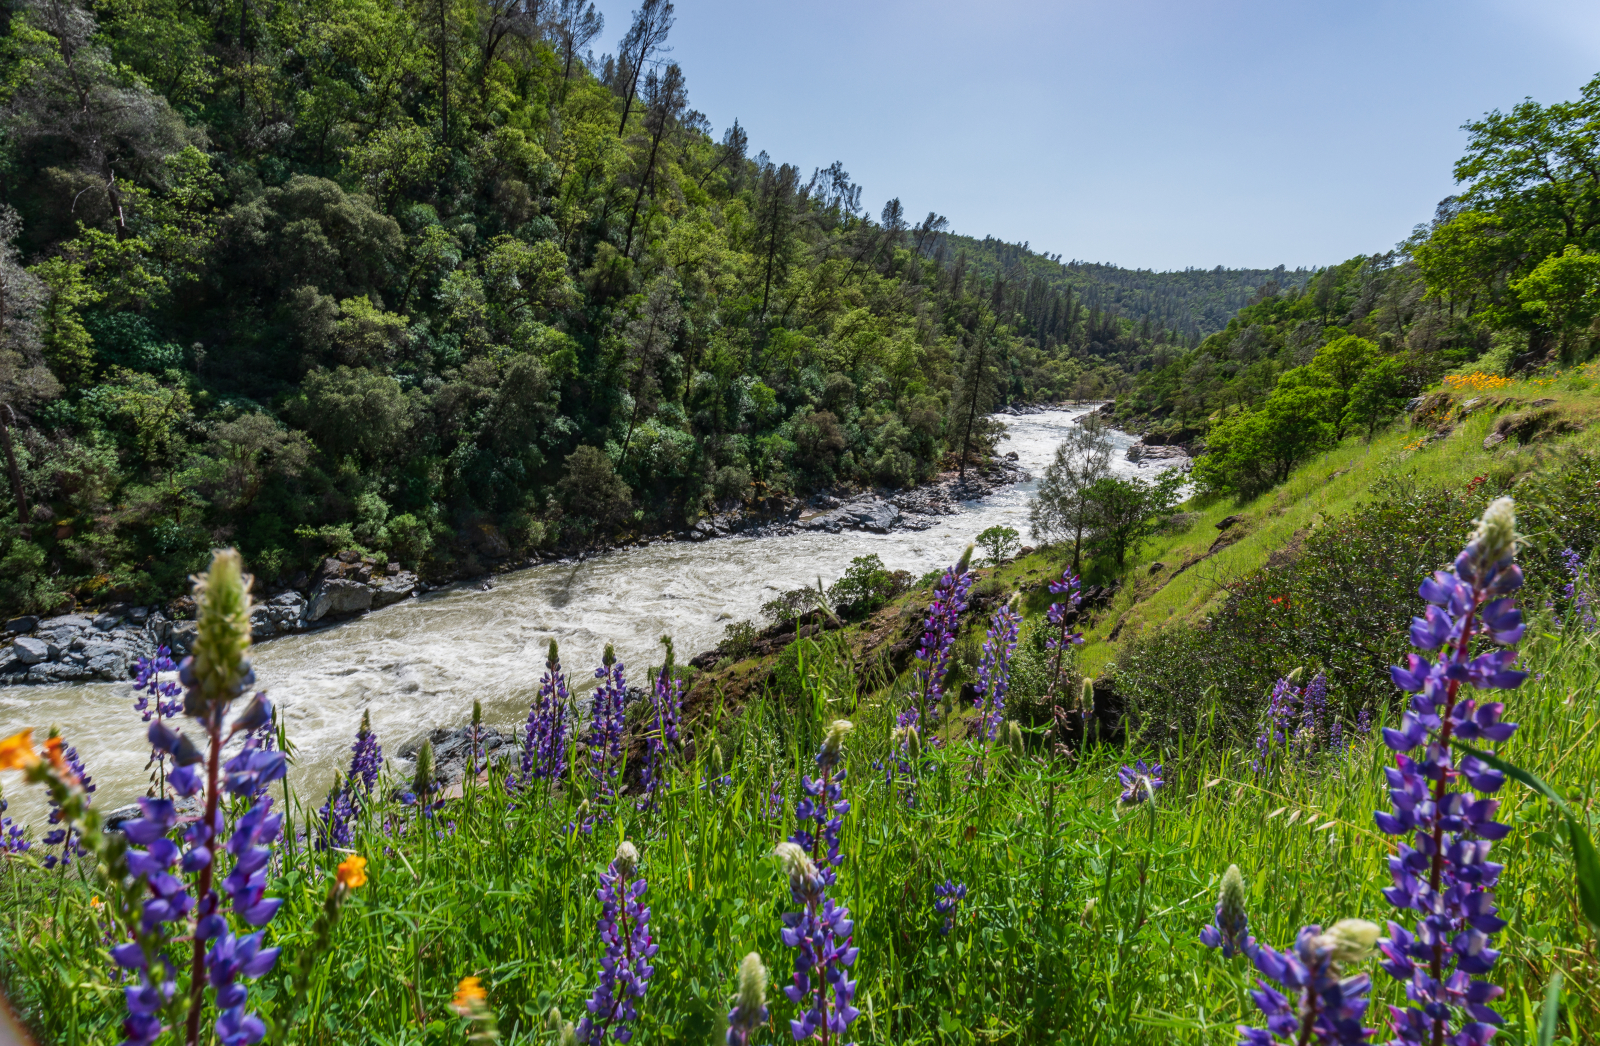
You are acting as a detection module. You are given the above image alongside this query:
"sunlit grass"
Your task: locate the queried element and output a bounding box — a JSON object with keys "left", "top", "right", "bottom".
{"left": 2, "top": 620, "right": 1596, "bottom": 1044}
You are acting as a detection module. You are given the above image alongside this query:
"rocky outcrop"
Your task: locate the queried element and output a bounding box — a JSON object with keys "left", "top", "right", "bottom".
{"left": 798, "top": 495, "right": 901, "bottom": 534}
{"left": 1, "top": 607, "right": 162, "bottom": 685}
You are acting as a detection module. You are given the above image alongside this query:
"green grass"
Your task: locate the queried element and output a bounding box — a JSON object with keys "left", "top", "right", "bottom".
{"left": 1075, "top": 365, "right": 1600, "bottom": 677}
{"left": 2, "top": 617, "right": 1597, "bottom": 1044}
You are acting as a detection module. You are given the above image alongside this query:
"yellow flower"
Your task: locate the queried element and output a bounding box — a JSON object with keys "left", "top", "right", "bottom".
{"left": 451, "top": 976, "right": 487, "bottom": 1014}
{"left": 0, "top": 730, "right": 39, "bottom": 771}
{"left": 90, "top": 896, "right": 103, "bottom": 910}
{"left": 336, "top": 854, "right": 368, "bottom": 889}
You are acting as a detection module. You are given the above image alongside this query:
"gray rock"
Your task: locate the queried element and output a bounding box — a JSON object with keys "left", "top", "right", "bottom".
{"left": 12, "top": 636, "right": 49, "bottom": 664}
{"left": 88, "top": 652, "right": 128, "bottom": 680}
{"left": 93, "top": 612, "right": 124, "bottom": 630}
{"left": 269, "top": 592, "right": 304, "bottom": 608}
{"left": 5, "top": 615, "right": 38, "bottom": 634}
{"left": 371, "top": 573, "right": 418, "bottom": 609}
{"left": 128, "top": 606, "right": 150, "bottom": 624}
{"left": 168, "top": 621, "right": 198, "bottom": 654}
{"left": 39, "top": 614, "right": 92, "bottom": 632}
{"left": 305, "top": 578, "right": 374, "bottom": 621}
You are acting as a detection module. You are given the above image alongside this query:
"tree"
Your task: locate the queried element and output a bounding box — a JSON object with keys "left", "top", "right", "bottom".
{"left": 753, "top": 161, "right": 802, "bottom": 319}
{"left": 618, "top": 272, "right": 682, "bottom": 460}
{"left": 4, "top": 0, "right": 188, "bottom": 240}
{"left": 612, "top": 0, "right": 674, "bottom": 134}
{"left": 975, "top": 525, "right": 1019, "bottom": 566}
{"left": 1343, "top": 358, "right": 1408, "bottom": 443}
{"left": 558, "top": 445, "right": 631, "bottom": 539}
{"left": 1308, "top": 335, "right": 1376, "bottom": 439}
{"left": 622, "top": 62, "right": 686, "bottom": 260}
{"left": 1511, "top": 246, "right": 1600, "bottom": 364}
{"left": 552, "top": 0, "right": 604, "bottom": 96}
{"left": 1083, "top": 469, "right": 1184, "bottom": 570}
{"left": 1028, "top": 414, "right": 1113, "bottom": 575}
{"left": 293, "top": 366, "right": 415, "bottom": 464}
{"left": 952, "top": 313, "right": 999, "bottom": 479}
{"left": 200, "top": 413, "right": 313, "bottom": 511}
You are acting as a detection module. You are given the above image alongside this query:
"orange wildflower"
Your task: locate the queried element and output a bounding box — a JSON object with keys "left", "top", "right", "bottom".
{"left": 336, "top": 853, "right": 368, "bottom": 889}
{"left": 451, "top": 976, "right": 487, "bottom": 1014}
{"left": 0, "top": 730, "right": 39, "bottom": 771}
{"left": 43, "top": 736, "right": 78, "bottom": 784}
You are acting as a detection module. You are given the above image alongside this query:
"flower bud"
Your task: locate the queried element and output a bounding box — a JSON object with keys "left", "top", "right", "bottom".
{"left": 1471, "top": 496, "right": 1518, "bottom": 566}
{"left": 1080, "top": 676, "right": 1094, "bottom": 712}
{"left": 1316, "top": 918, "right": 1380, "bottom": 965}
{"left": 190, "top": 549, "right": 255, "bottom": 711}
{"left": 1006, "top": 720, "right": 1025, "bottom": 760}
{"left": 1219, "top": 864, "right": 1246, "bottom": 926}
{"left": 955, "top": 543, "right": 974, "bottom": 576}
{"left": 547, "top": 639, "right": 559, "bottom": 669}
{"left": 412, "top": 740, "right": 434, "bottom": 797}
{"left": 602, "top": 642, "right": 616, "bottom": 667}
{"left": 819, "top": 719, "right": 854, "bottom": 768}
{"left": 771, "top": 841, "right": 817, "bottom": 884}
{"left": 736, "top": 952, "right": 767, "bottom": 1016}
{"left": 613, "top": 840, "right": 639, "bottom": 879}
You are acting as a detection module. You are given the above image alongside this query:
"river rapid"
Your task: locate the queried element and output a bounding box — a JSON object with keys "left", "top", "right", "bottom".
{"left": 1, "top": 407, "right": 1166, "bottom": 824}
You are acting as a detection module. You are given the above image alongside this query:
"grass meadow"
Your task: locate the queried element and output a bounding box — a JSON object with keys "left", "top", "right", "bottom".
{"left": 2, "top": 615, "right": 1596, "bottom": 1044}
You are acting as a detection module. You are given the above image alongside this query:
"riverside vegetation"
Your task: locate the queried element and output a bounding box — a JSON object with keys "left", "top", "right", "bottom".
{"left": 1, "top": 467, "right": 1598, "bottom": 1045}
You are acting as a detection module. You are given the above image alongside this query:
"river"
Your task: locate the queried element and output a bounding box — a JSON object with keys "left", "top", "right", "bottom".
{"left": 0, "top": 407, "right": 1167, "bottom": 823}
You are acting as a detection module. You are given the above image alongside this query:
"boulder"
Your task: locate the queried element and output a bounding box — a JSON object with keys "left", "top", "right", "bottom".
{"left": 167, "top": 621, "right": 199, "bottom": 654}
{"left": 305, "top": 578, "right": 374, "bottom": 621}
{"left": 88, "top": 652, "right": 128, "bottom": 680}
{"left": 5, "top": 615, "right": 38, "bottom": 635}
{"left": 40, "top": 613, "right": 92, "bottom": 632}
{"left": 93, "top": 612, "right": 124, "bottom": 631}
{"left": 12, "top": 636, "right": 49, "bottom": 664}
{"left": 371, "top": 573, "right": 419, "bottom": 609}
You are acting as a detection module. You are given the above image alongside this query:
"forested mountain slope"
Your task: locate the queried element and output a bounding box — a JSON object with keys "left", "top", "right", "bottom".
{"left": 0, "top": 0, "right": 1277, "bottom": 614}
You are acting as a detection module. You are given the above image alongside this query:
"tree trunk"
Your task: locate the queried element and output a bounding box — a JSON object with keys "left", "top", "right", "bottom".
{"left": 957, "top": 322, "right": 993, "bottom": 480}
{"left": 0, "top": 406, "right": 29, "bottom": 534}
{"left": 623, "top": 130, "right": 665, "bottom": 259}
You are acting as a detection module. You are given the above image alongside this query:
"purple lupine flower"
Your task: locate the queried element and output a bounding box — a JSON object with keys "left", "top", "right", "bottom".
{"left": 314, "top": 777, "right": 355, "bottom": 851}
{"left": 1239, "top": 921, "right": 1378, "bottom": 1044}
{"left": 726, "top": 952, "right": 769, "bottom": 1046}
{"left": 349, "top": 709, "right": 382, "bottom": 795}
{"left": 640, "top": 657, "right": 682, "bottom": 800}
{"left": 1254, "top": 675, "right": 1301, "bottom": 773}
{"left": 788, "top": 721, "right": 852, "bottom": 879}
{"left": 1042, "top": 569, "right": 1088, "bottom": 756}
{"left": 1375, "top": 497, "right": 1524, "bottom": 1046}
{"left": 134, "top": 647, "right": 184, "bottom": 792}
{"left": 575, "top": 841, "right": 658, "bottom": 1044}
{"left": 1296, "top": 672, "right": 1328, "bottom": 755}
{"left": 974, "top": 605, "right": 1021, "bottom": 741}
{"left": 41, "top": 737, "right": 93, "bottom": 868}
{"left": 764, "top": 775, "right": 785, "bottom": 820}
{"left": 524, "top": 640, "right": 571, "bottom": 783}
{"left": 900, "top": 560, "right": 974, "bottom": 740}
{"left": 1117, "top": 760, "right": 1163, "bottom": 804}
{"left": 1356, "top": 706, "right": 1372, "bottom": 737}
{"left": 110, "top": 796, "right": 192, "bottom": 1043}
{"left": 1553, "top": 546, "right": 1596, "bottom": 631}
{"left": 772, "top": 842, "right": 859, "bottom": 1043}
{"left": 583, "top": 648, "right": 628, "bottom": 831}
{"left": 1199, "top": 864, "right": 1252, "bottom": 959}
{"left": 0, "top": 789, "right": 28, "bottom": 854}
{"left": 933, "top": 880, "right": 967, "bottom": 935}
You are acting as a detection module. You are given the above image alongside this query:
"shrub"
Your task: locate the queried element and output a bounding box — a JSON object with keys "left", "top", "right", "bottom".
{"left": 721, "top": 619, "right": 757, "bottom": 659}
{"left": 975, "top": 525, "right": 1020, "bottom": 565}
{"left": 826, "top": 555, "right": 909, "bottom": 620}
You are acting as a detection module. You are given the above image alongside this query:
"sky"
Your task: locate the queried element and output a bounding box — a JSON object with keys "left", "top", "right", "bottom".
{"left": 582, "top": 0, "right": 1600, "bottom": 272}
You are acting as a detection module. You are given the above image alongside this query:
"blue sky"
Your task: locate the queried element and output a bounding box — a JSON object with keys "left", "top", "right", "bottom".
{"left": 584, "top": 0, "right": 1600, "bottom": 271}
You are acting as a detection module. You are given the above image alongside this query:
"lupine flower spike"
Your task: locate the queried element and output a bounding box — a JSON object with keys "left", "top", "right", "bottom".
{"left": 576, "top": 841, "right": 658, "bottom": 1044}
{"left": 974, "top": 605, "right": 1020, "bottom": 741}
{"left": 933, "top": 880, "right": 967, "bottom": 936}
{"left": 726, "top": 952, "right": 769, "bottom": 1046}
{"left": 901, "top": 553, "right": 973, "bottom": 740}
{"left": 525, "top": 640, "right": 570, "bottom": 783}
{"left": 1376, "top": 497, "right": 1525, "bottom": 1046}
{"left": 773, "top": 842, "right": 860, "bottom": 1043}
{"left": 1042, "top": 569, "right": 1086, "bottom": 756}
{"left": 583, "top": 645, "right": 628, "bottom": 830}
{"left": 1117, "top": 760, "right": 1164, "bottom": 805}
{"left": 1239, "top": 919, "right": 1379, "bottom": 1044}
{"left": 790, "top": 720, "right": 853, "bottom": 879}
{"left": 1200, "top": 864, "right": 1253, "bottom": 958}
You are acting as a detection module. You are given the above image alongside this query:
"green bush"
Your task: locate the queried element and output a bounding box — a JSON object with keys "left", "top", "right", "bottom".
{"left": 826, "top": 554, "right": 909, "bottom": 620}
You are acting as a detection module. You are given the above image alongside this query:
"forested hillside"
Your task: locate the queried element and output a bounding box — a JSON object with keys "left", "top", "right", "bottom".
{"left": 0, "top": 0, "right": 1284, "bottom": 614}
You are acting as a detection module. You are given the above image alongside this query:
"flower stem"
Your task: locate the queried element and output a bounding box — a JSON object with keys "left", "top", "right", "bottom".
{"left": 184, "top": 722, "right": 224, "bottom": 1046}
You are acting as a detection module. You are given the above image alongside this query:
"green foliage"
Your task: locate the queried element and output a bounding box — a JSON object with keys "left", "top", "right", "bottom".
{"left": 975, "top": 524, "right": 1021, "bottom": 565}
{"left": 825, "top": 554, "right": 909, "bottom": 620}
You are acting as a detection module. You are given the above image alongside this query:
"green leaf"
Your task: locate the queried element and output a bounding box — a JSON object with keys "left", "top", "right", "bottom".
{"left": 1454, "top": 741, "right": 1599, "bottom": 930}
{"left": 1537, "top": 970, "right": 1562, "bottom": 1046}
{"left": 1563, "top": 813, "right": 1600, "bottom": 929}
